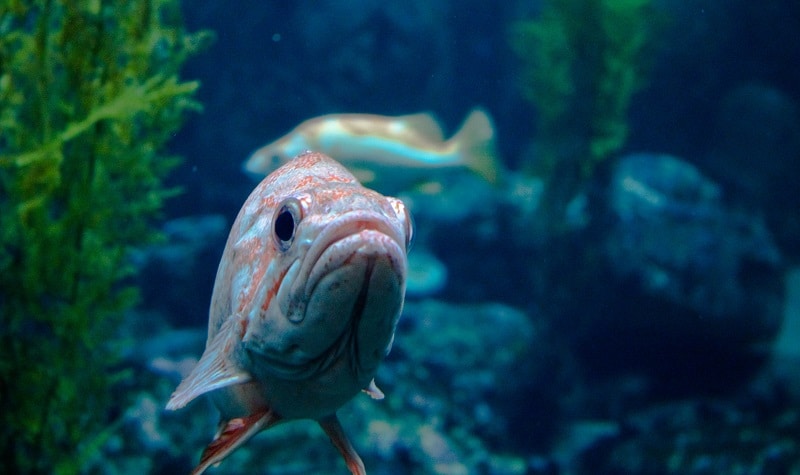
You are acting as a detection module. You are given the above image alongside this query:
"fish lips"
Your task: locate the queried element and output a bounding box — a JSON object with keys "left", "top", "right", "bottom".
{"left": 298, "top": 210, "right": 407, "bottom": 303}
{"left": 300, "top": 214, "right": 407, "bottom": 375}
{"left": 245, "top": 212, "right": 407, "bottom": 382}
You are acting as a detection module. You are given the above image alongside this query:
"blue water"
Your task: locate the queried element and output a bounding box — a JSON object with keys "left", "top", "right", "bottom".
{"left": 6, "top": 1, "right": 800, "bottom": 474}
{"left": 136, "top": 1, "right": 800, "bottom": 473}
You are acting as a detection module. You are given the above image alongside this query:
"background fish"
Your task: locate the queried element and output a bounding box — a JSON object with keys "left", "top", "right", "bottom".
{"left": 166, "top": 152, "right": 413, "bottom": 475}
{"left": 244, "top": 108, "right": 502, "bottom": 194}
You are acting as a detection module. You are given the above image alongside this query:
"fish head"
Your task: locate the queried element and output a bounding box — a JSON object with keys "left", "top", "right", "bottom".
{"left": 225, "top": 152, "right": 412, "bottom": 395}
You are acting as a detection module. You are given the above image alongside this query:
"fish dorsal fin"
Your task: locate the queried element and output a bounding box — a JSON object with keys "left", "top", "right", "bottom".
{"left": 396, "top": 112, "right": 444, "bottom": 142}
{"left": 166, "top": 316, "right": 252, "bottom": 410}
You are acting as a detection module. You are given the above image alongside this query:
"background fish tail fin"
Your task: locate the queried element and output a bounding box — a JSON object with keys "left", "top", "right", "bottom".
{"left": 450, "top": 108, "right": 502, "bottom": 184}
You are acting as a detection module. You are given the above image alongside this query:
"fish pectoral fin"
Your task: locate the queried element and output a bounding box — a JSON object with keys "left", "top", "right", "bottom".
{"left": 319, "top": 414, "right": 366, "bottom": 475}
{"left": 166, "top": 317, "right": 252, "bottom": 410}
{"left": 191, "top": 409, "right": 281, "bottom": 475}
{"left": 362, "top": 379, "right": 385, "bottom": 400}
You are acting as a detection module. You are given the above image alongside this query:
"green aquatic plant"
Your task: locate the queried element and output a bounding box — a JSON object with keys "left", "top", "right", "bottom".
{"left": 0, "top": 0, "right": 209, "bottom": 472}
{"left": 510, "top": 0, "right": 656, "bottom": 226}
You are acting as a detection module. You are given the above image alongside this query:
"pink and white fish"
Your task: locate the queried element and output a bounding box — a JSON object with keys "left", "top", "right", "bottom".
{"left": 166, "top": 152, "right": 413, "bottom": 474}
{"left": 244, "top": 108, "right": 501, "bottom": 194}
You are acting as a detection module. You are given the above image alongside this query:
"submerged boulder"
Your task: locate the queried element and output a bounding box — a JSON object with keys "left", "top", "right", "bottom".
{"left": 606, "top": 153, "right": 782, "bottom": 320}
{"left": 581, "top": 153, "right": 785, "bottom": 391}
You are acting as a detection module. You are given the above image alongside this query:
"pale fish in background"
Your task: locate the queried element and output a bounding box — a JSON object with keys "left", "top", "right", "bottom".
{"left": 244, "top": 108, "right": 502, "bottom": 194}
{"left": 167, "top": 152, "right": 413, "bottom": 475}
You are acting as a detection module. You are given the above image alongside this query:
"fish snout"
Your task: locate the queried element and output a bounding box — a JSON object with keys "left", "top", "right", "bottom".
{"left": 303, "top": 211, "right": 407, "bottom": 297}
{"left": 301, "top": 216, "right": 407, "bottom": 374}
{"left": 315, "top": 232, "right": 405, "bottom": 369}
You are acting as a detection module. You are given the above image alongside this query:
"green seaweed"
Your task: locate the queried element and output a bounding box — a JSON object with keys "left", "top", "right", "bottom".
{"left": 0, "top": 1, "right": 209, "bottom": 472}
{"left": 510, "top": 0, "right": 657, "bottom": 229}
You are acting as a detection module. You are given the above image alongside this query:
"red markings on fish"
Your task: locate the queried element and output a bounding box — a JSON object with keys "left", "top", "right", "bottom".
{"left": 167, "top": 152, "right": 412, "bottom": 474}
{"left": 261, "top": 267, "right": 288, "bottom": 313}
{"left": 325, "top": 171, "right": 354, "bottom": 183}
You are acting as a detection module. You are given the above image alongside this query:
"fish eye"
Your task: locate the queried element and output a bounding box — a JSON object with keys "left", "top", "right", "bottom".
{"left": 273, "top": 198, "right": 303, "bottom": 251}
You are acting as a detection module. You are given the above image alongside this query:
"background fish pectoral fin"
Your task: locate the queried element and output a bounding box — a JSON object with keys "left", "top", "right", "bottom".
{"left": 351, "top": 168, "right": 376, "bottom": 184}
{"left": 166, "top": 317, "right": 252, "bottom": 410}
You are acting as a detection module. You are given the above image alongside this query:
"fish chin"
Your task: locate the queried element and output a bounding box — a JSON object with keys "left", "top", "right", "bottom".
{"left": 246, "top": 231, "right": 404, "bottom": 384}
{"left": 349, "top": 251, "right": 405, "bottom": 373}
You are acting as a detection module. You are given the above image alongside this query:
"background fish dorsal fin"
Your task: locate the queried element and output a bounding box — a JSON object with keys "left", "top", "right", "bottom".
{"left": 396, "top": 112, "right": 444, "bottom": 142}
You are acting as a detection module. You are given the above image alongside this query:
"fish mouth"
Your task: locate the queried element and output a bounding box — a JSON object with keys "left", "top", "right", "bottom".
{"left": 301, "top": 211, "right": 406, "bottom": 299}
{"left": 301, "top": 210, "right": 406, "bottom": 372}
{"left": 304, "top": 229, "right": 405, "bottom": 378}
{"left": 252, "top": 211, "right": 406, "bottom": 381}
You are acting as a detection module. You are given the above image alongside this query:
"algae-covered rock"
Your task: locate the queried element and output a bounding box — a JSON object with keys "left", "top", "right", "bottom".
{"left": 580, "top": 152, "right": 785, "bottom": 391}
{"left": 606, "top": 153, "right": 782, "bottom": 325}
{"left": 113, "top": 300, "right": 541, "bottom": 474}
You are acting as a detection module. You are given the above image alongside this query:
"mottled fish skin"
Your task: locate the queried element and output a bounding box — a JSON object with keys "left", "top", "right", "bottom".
{"left": 167, "top": 152, "right": 412, "bottom": 474}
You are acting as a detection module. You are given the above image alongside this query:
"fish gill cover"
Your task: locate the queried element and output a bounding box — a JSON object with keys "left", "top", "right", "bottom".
{"left": 0, "top": 0, "right": 210, "bottom": 472}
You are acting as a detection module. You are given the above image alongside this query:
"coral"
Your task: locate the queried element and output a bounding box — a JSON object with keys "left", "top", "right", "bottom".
{"left": 580, "top": 397, "right": 800, "bottom": 474}
{"left": 108, "top": 300, "right": 540, "bottom": 474}
{"left": 0, "top": 0, "right": 208, "bottom": 472}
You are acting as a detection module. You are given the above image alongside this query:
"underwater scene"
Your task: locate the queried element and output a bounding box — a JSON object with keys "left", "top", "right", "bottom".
{"left": 2, "top": 0, "right": 800, "bottom": 474}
